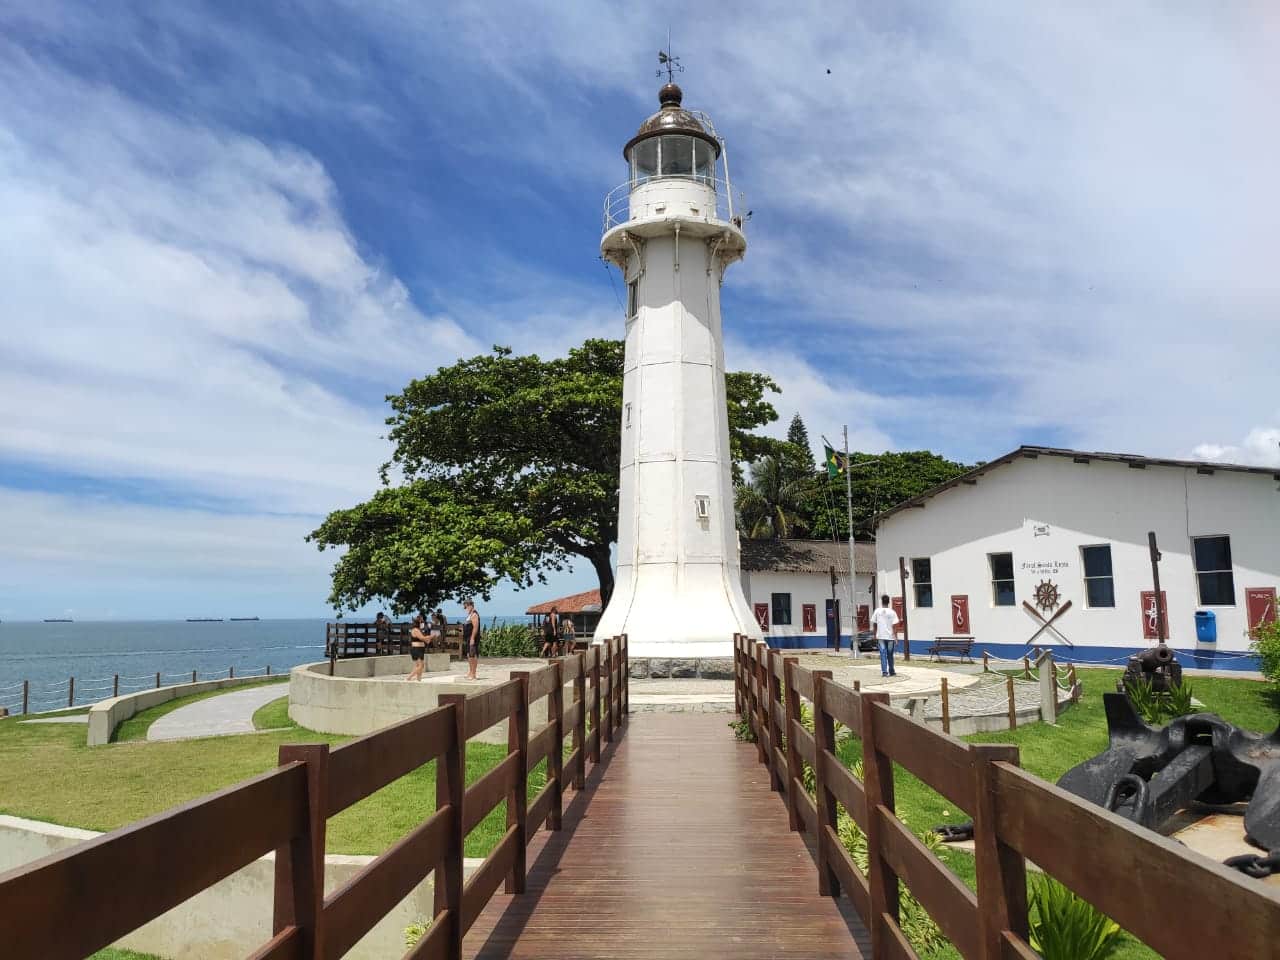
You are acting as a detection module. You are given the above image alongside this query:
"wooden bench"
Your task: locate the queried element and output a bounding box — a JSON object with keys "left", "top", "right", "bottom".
{"left": 928, "top": 635, "right": 975, "bottom": 663}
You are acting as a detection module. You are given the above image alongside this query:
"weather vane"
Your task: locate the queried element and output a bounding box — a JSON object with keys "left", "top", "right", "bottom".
{"left": 657, "top": 31, "right": 683, "bottom": 83}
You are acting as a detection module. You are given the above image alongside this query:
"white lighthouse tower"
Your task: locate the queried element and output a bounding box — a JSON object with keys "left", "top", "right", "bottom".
{"left": 593, "top": 72, "right": 762, "bottom": 659}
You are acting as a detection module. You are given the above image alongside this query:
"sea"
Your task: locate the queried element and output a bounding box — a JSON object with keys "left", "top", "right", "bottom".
{"left": 0, "top": 616, "right": 530, "bottom": 715}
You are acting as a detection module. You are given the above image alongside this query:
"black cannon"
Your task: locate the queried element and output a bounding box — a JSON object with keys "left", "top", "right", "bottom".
{"left": 1118, "top": 642, "right": 1182, "bottom": 694}
{"left": 1057, "top": 693, "right": 1280, "bottom": 852}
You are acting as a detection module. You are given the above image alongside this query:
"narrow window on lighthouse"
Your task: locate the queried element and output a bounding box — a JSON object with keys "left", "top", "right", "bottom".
{"left": 626, "top": 280, "right": 638, "bottom": 318}
{"left": 624, "top": 402, "right": 632, "bottom": 429}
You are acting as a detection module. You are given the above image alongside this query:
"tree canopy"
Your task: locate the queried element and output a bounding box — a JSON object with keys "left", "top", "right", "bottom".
{"left": 308, "top": 338, "right": 781, "bottom": 614}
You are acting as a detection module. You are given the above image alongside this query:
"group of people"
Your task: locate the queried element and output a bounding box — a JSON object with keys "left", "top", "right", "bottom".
{"left": 375, "top": 601, "right": 483, "bottom": 683}
{"left": 539, "top": 606, "right": 577, "bottom": 658}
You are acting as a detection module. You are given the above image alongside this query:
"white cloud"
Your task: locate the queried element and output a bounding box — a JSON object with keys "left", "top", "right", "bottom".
{"left": 1193, "top": 423, "right": 1280, "bottom": 468}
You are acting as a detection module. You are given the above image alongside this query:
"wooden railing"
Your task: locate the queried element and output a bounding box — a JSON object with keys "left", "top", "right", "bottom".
{"left": 733, "top": 635, "right": 1280, "bottom": 960}
{"left": 0, "top": 636, "right": 630, "bottom": 960}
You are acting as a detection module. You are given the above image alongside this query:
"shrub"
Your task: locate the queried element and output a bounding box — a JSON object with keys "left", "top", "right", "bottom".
{"left": 404, "top": 916, "right": 431, "bottom": 947}
{"left": 1123, "top": 675, "right": 1195, "bottom": 725}
{"left": 1028, "top": 875, "right": 1122, "bottom": 960}
{"left": 481, "top": 622, "right": 540, "bottom": 658}
{"left": 1252, "top": 619, "right": 1280, "bottom": 687}
{"left": 728, "top": 715, "right": 756, "bottom": 743}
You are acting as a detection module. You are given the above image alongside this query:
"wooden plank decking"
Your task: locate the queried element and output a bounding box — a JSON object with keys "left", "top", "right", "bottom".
{"left": 465, "top": 712, "right": 870, "bottom": 958}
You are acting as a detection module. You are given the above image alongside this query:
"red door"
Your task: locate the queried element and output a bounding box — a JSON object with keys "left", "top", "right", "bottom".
{"left": 951, "top": 595, "right": 970, "bottom": 634}
{"left": 1140, "top": 591, "right": 1169, "bottom": 640}
{"left": 891, "top": 596, "right": 905, "bottom": 635}
{"left": 802, "top": 603, "right": 817, "bottom": 633}
{"left": 753, "top": 603, "right": 770, "bottom": 631}
{"left": 1247, "top": 587, "right": 1277, "bottom": 635}
{"left": 856, "top": 605, "right": 870, "bottom": 632}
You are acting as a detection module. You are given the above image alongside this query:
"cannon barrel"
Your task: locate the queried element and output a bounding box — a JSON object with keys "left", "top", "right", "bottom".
{"left": 1137, "top": 643, "right": 1174, "bottom": 669}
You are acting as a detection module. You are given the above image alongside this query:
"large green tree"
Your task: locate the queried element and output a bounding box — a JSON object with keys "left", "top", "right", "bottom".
{"left": 803, "top": 450, "right": 971, "bottom": 540}
{"left": 309, "top": 338, "right": 781, "bottom": 614}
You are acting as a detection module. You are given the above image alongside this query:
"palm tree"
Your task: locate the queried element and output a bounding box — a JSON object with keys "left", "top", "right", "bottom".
{"left": 736, "top": 454, "right": 811, "bottom": 539}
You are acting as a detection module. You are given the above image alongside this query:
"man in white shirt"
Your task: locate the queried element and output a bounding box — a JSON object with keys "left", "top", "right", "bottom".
{"left": 869, "top": 594, "right": 899, "bottom": 678}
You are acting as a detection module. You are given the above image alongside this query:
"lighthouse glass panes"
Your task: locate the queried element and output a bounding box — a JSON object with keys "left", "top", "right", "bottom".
{"left": 630, "top": 136, "right": 717, "bottom": 187}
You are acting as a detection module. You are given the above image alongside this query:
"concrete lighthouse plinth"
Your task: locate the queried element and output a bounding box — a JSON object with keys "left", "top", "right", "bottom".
{"left": 593, "top": 82, "right": 761, "bottom": 659}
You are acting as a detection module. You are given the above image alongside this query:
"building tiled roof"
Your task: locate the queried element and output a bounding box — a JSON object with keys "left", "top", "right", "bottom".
{"left": 739, "top": 539, "right": 876, "bottom": 575}
{"left": 525, "top": 589, "right": 604, "bottom": 616}
{"left": 875, "top": 444, "right": 1280, "bottom": 524}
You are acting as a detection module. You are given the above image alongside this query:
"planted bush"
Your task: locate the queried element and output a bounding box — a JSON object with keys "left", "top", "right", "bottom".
{"left": 1028, "top": 875, "right": 1122, "bottom": 960}
{"left": 481, "top": 622, "right": 541, "bottom": 658}
{"left": 1252, "top": 619, "right": 1280, "bottom": 688}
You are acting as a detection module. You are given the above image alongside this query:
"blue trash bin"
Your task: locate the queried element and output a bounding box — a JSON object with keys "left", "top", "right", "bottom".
{"left": 1195, "top": 610, "right": 1216, "bottom": 642}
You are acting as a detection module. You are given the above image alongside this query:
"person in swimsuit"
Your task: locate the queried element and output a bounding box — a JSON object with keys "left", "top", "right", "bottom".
{"left": 560, "top": 615, "right": 576, "bottom": 656}
{"left": 430, "top": 610, "right": 445, "bottom": 651}
{"left": 463, "top": 600, "right": 481, "bottom": 680}
{"left": 540, "top": 606, "right": 560, "bottom": 658}
{"left": 407, "top": 614, "right": 430, "bottom": 681}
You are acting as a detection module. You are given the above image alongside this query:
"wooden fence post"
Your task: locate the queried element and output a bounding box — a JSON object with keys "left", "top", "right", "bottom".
{"left": 1006, "top": 675, "right": 1017, "bottom": 730}
{"left": 573, "top": 652, "right": 587, "bottom": 789}
{"left": 811, "top": 670, "right": 839, "bottom": 897}
{"left": 1022, "top": 656, "right": 1031, "bottom": 680}
{"left": 860, "top": 691, "right": 899, "bottom": 957}
{"left": 267, "top": 664, "right": 272, "bottom": 677}
{"left": 506, "top": 673, "right": 530, "bottom": 893}
{"left": 737, "top": 634, "right": 747, "bottom": 716}
{"left": 940, "top": 676, "right": 950, "bottom": 734}
{"left": 68, "top": 676, "right": 74, "bottom": 708}
{"left": 983, "top": 650, "right": 990, "bottom": 673}
{"left": 766, "top": 648, "right": 785, "bottom": 793}
{"left": 550, "top": 659, "right": 564, "bottom": 830}
{"left": 22, "top": 680, "right": 29, "bottom": 715}
{"left": 783, "top": 657, "right": 802, "bottom": 832}
{"left": 602, "top": 640, "right": 615, "bottom": 745}
{"left": 621, "top": 633, "right": 629, "bottom": 716}
{"left": 972, "top": 744, "right": 1028, "bottom": 960}
{"left": 435, "top": 694, "right": 466, "bottom": 960}
{"left": 752, "top": 643, "right": 769, "bottom": 765}
{"left": 589, "top": 646, "right": 602, "bottom": 764}
{"left": 273, "top": 742, "right": 329, "bottom": 960}
{"left": 155, "top": 672, "right": 161, "bottom": 689}
{"left": 611, "top": 637, "right": 622, "bottom": 730}
{"left": 1039, "top": 651, "right": 1057, "bottom": 724}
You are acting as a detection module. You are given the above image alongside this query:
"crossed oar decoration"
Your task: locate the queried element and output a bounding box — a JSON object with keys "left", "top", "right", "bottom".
{"left": 1023, "top": 599, "right": 1074, "bottom": 647}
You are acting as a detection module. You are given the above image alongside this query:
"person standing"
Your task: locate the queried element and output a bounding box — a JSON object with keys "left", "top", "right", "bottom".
{"left": 560, "top": 615, "right": 576, "bottom": 656}
{"left": 870, "top": 594, "right": 899, "bottom": 678}
{"left": 406, "top": 614, "right": 430, "bottom": 681}
{"left": 462, "top": 600, "right": 481, "bottom": 680}
{"left": 540, "top": 606, "right": 560, "bottom": 659}
{"left": 429, "top": 609, "right": 445, "bottom": 651}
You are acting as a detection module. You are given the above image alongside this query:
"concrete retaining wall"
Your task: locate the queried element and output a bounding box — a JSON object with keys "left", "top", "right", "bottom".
{"left": 289, "top": 658, "right": 547, "bottom": 745}
{"left": 87, "top": 675, "right": 288, "bottom": 746}
{"left": 0, "top": 814, "right": 480, "bottom": 959}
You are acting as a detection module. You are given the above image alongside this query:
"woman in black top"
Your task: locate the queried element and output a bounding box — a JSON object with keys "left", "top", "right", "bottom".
{"left": 540, "top": 606, "right": 560, "bottom": 658}
{"left": 463, "top": 600, "right": 481, "bottom": 680}
{"left": 406, "top": 614, "right": 430, "bottom": 681}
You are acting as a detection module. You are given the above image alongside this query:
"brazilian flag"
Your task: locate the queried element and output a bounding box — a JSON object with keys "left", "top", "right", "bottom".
{"left": 824, "top": 444, "right": 846, "bottom": 479}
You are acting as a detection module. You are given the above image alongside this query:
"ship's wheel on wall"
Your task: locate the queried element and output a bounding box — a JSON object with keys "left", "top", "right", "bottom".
{"left": 1034, "top": 579, "right": 1061, "bottom": 613}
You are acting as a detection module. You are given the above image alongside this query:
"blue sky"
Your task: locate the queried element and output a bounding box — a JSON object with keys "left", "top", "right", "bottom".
{"left": 1, "top": 2, "right": 1276, "bottom": 620}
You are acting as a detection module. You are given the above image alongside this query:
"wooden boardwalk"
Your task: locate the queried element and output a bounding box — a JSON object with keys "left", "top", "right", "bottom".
{"left": 465, "top": 712, "right": 870, "bottom": 959}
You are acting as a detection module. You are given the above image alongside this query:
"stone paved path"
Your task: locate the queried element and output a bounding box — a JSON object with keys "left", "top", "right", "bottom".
{"left": 147, "top": 683, "right": 289, "bottom": 741}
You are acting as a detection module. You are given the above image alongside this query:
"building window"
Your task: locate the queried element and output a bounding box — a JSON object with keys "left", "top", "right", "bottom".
{"left": 1081, "top": 545, "right": 1115, "bottom": 608}
{"left": 990, "top": 552, "right": 1015, "bottom": 606}
{"left": 626, "top": 280, "right": 638, "bottom": 318}
{"left": 624, "top": 402, "right": 632, "bottom": 429}
{"left": 911, "top": 558, "right": 933, "bottom": 608}
{"left": 771, "top": 592, "right": 792, "bottom": 626}
{"left": 1193, "top": 535, "right": 1236, "bottom": 605}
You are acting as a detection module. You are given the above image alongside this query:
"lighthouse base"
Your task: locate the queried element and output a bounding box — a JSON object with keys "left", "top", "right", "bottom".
{"left": 593, "top": 562, "right": 763, "bottom": 659}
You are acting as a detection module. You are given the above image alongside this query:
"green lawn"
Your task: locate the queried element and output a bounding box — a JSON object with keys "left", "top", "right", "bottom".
{"left": 830, "top": 667, "right": 1278, "bottom": 959}
{"left": 251, "top": 694, "right": 291, "bottom": 730}
{"left": 113, "top": 678, "right": 288, "bottom": 742}
{"left": 90, "top": 950, "right": 163, "bottom": 960}
{"left": 0, "top": 695, "right": 539, "bottom": 858}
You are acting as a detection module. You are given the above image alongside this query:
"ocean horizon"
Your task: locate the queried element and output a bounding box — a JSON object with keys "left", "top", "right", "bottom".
{"left": 0, "top": 615, "right": 531, "bottom": 714}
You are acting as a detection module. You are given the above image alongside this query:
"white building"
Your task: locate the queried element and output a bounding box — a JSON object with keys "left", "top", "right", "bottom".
{"left": 593, "top": 80, "right": 760, "bottom": 657}
{"left": 740, "top": 539, "right": 876, "bottom": 649}
{"left": 873, "top": 446, "right": 1280, "bottom": 670}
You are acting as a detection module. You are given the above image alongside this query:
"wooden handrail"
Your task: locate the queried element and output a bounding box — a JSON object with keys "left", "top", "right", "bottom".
{"left": 732, "top": 635, "right": 1280, "bottom": 960}
{"left": 0, "top": 645, "right": 629, "bottom": 960}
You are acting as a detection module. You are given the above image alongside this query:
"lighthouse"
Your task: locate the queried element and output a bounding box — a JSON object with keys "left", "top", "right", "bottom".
{"left": 593, "top": 73, "right": 762, "bottom": 659}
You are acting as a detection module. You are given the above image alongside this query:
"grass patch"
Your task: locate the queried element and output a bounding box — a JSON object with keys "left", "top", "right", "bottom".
{"left": 0, "top": 698, "right": 537, "bottom": 858}
{"left": 90, "top": 950, "right": 164, "bottom": 960}
{"left": 113, "top": 678, "right": 288, "bottom": 742}
{"left": 828, "top": 668, "right": 1277, "bottom": 959}
{"left": 252, "top": 695, "right": 290, "bottom": 731}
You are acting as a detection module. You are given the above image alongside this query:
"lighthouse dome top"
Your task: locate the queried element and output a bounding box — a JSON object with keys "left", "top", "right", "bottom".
{"left": 623, "top": 82, "right": 721, "bottom": 160}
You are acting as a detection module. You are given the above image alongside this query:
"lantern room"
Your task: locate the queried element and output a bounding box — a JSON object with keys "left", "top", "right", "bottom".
{"left": 624, "top": 83, "right": 720, "bottom": 187}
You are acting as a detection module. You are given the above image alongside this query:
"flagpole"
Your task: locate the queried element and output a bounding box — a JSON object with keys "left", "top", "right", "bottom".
{"left": 843, "top": 425, "right": 856, "bottom": 652}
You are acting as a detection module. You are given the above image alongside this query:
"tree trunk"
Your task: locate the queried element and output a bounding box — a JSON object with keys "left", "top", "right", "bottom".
{"left": 587, "top": 546, "right": 615, "bottom": 610}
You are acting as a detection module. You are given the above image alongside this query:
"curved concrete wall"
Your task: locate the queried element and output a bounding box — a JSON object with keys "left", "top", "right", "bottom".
{"left": 87, "top": 675, "right": 287, "bottom": 746}
{"left": 289, "top": 658, "right": 547, "bottom": 745}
